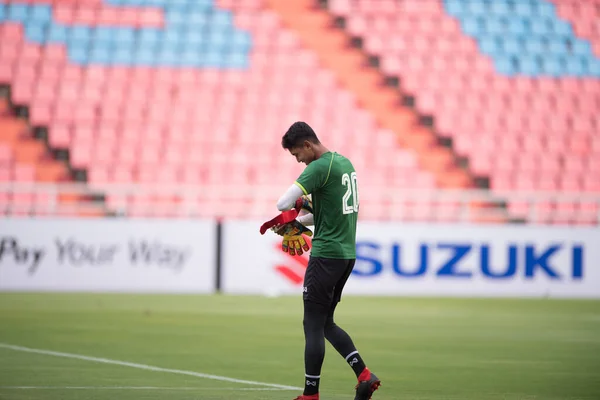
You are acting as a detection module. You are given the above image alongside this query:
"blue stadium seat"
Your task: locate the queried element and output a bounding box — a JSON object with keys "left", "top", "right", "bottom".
{"left": 182, "top": 40, "right": 205, "bottom": 54}
{"left": 466, "top": 1, "right": 486, "bottom": 16}
{"left": 548, "top": 39, "right": 568, "bottom": 56}
{"left": 188, "top": 12, "right": 208, "bottom": 27}
{"left": 93, "top": 28, "right": 116, "bottom": 46}
{"left": 24, "top": 22, "right": 47, "bottom": 43}
{"left": 572, "top": 41, "right": 593, "bottom": 57}
{"left": 144, "top": 0, "right": 165, "bottom": 6}
{"left": 0, "top": 0, "right": 250, "bottom": 68}
{"left": 489, "top": 1, "right": 511, "bottom": 15}
{"left": 163, "top": 29, "right": 183, "bottom": 50}
{"left": 552, "top": 20, "right": 573, "bottom": 37}
{"left": 204, "top": 52, "right": 226, "bottom": 68}
{"left": 165, "top": 10, "right": 187, "bottom": 27}
{"left": 181, "top": 51, "right": 203, "bottom": 67}
{"left": 135, "top": 49, "right": 157, "bottom": 66}
{"left": 523, "top": 37, "right": 544, "bottom": 55}
{"left": 205, "top": 39, "right": 227, "bottom": 55}
{"left": 30, "top": 5, "right": 51, "bottom": 24}
{"left": 138, "top": 29, "right": 161, "bottom": 48}
{"left": 91, "top": 38, "right": 112, "bottom": 53}
{"left": 541, "top": 57, "right": 563, "bottom": 77}
{"left": 157, "top": 48, "right": 180, "bottom": 66}
{"left": 496, "top": 56, "right": 516, "bottom": 76}
{"left": 588, "top": 61, "right": 600, "bottom": 77}
{"left": 517, "top": 55, "right": 541, "bottom": 75}
{"left": 112, "top": 48, "right": 134, "bottom": 65}
{"left": 507, "top": 18, "right": 528, "bottom": 36}
{"left": 227, "top": 53, "right": 249, "bottom": 69}
{"left": 503, "top": 37, "right": 523, "bottom": 56}
{"left": 479, "top": 35, "right": 501, "bottom": 56}
{"left": 189, "top": 0, "right": 213, "bottom": 11}
{"left": 211, "top": 11, "right": 232, "bottom": 28}
{"left": 514, "top": 2, "right": 535, "bottom": 17}
{"left": 7, "top": 3, "right": 29, "bottom": 23}
{"left": 69, "top": 46, "right": 89, "bottom": 64}
{"left": 461, "top": 17, "right": 483, "bottom": 36}
{"left": 89, "top": 46, "right": 111, "bottom": 64}
{"left": 483, "top": 17, "right": 505, "bottom": 35}
{"left": 530, "top": 19, "right": 552, "bottom": 36}
{"left": 184, "top": 29, "right": 205, "bottom": 47}
{"left": 537, "top": 1, "right": 556, "bottom": 18}
{"left": 231, "top": 32, "right": 252, "bottom": 52}
{"left": 565, "top": 57, "right": 586, "bottom": 76}
{"left": 70, "top": 26, "right": 91, "bottom": 41}
{"left": 444, "top": 0, "right": 465, "bottom": 17}
{"left": 68, "top": 26, "right": 92, "bottom": 49}
{"left": 445, "top": 0, "right": 600, "bottom": 77}
{"left": 68, "top": 34, "right": 91, "bottom": 49}
{"left": 162, "top": 0, "right": 187, "bottom": 11}
{"left": 114, "top": 28, "right": 136, "bottom": 46}
{"left": 47, "top": 25, "right": 68, "bottom": 43}
{"left": 105, "top": 0, "right": 132, "bottom": 6}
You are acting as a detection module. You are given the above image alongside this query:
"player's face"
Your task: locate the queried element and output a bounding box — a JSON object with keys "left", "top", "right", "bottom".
{"left": 289, "top": 142, "right": 315, "bottom": 165}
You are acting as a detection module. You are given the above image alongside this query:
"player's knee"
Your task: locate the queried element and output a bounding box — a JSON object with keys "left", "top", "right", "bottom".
{"left": 304, "top": 298, "right": 329, "bottom": 315}
{"left": 303, "top": 299, "right": 328, "bottom": 331}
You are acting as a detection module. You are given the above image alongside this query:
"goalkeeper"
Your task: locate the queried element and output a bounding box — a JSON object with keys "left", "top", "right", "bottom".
{"left": 273, "top": 122, "right": 380, "bottom": 400}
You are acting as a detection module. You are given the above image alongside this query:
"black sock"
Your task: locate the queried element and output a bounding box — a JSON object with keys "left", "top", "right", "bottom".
{"left": 304, "top": 374, "right": 320, "bottom": 396}
{"left": 323, "top": 309, "right": 367, "bottom": 378}
{"left": 345, "top": 351, "right": 367, "bottom": 377}
{"left": 303, "top": 301, "right": 328, "bottom": 395}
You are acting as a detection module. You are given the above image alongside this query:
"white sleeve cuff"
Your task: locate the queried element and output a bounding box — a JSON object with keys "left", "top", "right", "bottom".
{"left": 297, "top": 213, "right": 314, "bottom": 226}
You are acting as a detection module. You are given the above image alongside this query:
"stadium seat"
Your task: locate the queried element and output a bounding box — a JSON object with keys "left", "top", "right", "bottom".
{"left": 0, "top": 0, "right": 598, "bottom": 224}
{"left": 323, "top": 0, "right": 600, "bottom": 224}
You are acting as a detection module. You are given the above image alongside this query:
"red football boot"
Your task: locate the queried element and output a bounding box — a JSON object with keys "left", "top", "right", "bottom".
{"left": 354, "top": 368, "right": 381, "bottom": 400}
{"left": 293, "top": 394, "right": 319, "bottom": 400}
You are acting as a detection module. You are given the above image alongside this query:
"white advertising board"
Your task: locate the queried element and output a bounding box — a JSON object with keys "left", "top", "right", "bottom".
{"left": 0, "top": 219, "right": 215, "bottom": 293}
{"left": 222, "top": 221, "right": 600, "bottom": 298}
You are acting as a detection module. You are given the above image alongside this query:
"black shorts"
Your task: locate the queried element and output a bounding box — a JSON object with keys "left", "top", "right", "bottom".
{"left": 303, "top": 256, "right": 355, "bottom": 307}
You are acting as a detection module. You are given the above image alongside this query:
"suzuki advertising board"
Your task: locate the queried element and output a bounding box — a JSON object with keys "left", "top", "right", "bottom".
{"left": 0, "top": 219, "right": 215, "bottom": 293}
{"left": 222, "top": 221, "right": 600, "bottom": 298}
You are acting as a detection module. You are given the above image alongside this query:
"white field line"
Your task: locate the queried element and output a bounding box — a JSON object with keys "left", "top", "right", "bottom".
{"left": 0, "top": 343, "right": 301, "bottom": 391}
{"left": 0, "top": 386, "right": 291, "bottom": 391}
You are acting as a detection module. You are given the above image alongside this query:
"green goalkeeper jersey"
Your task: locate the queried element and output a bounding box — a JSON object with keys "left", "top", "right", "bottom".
{"left": 295, "top": 152, "right": 358, "bottom": 259}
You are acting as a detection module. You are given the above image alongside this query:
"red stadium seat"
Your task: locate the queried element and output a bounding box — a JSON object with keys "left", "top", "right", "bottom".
{"left": 0, "top": 0, "right": 597, "bottom": 224}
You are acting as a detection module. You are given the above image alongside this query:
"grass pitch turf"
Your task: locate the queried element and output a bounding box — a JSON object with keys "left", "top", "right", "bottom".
{"left": 0, "top": 293, "right": 598, "bottom": 400}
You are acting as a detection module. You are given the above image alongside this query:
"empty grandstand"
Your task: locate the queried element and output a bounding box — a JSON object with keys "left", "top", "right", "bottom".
{"left": 0, "top": 0, "right": 598, "bottom": 224}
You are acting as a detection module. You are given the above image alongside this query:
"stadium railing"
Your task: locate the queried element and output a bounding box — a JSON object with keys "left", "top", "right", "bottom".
{"left": 0, "top": 182, "right": 598, "bottom": 224}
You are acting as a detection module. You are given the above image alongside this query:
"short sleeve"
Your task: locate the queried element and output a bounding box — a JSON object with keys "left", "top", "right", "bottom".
{"left": 295, "top": 159, "right": 327, "bottom": 195}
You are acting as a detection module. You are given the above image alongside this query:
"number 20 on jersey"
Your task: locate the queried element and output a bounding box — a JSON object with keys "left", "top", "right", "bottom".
{"left": 342, "top": 172, "right": 359, "bottom": 214}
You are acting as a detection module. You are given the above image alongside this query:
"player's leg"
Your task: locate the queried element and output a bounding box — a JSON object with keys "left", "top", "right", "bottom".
{"left": 323, "top": 260, "right": 381, "bottom": 400}
{"left": 301, "top": 298, "right": 328, "bottom": 398}
{"left": 298, "top": 257, "right": 349, "bottom": 399}
{"left": 323, "top": 261, "right": 367, "bottom": 376}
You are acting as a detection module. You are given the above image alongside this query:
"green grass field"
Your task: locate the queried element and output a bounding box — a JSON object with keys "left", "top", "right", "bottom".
{"left": 0, "top": 294, "right": 599, "bottom": 400}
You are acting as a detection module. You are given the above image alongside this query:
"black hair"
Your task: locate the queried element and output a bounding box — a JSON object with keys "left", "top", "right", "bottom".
{"left": 281, "top": 121, "right": 320, "bottom": 149}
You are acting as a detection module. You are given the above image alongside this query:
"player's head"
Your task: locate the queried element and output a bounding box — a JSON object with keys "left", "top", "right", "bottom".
{"left": 281, "top": 122, "right": 321, "bottom": 165}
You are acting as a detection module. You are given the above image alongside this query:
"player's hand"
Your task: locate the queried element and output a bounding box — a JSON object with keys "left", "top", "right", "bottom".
{"left": 294, "top": 195, "right": 313, "bottom": 214}
{"left": 271, "top": 220, "right": 313, "bottom": 256}
{"left": 282, "top": 234, "right": 311, "bottom": 256}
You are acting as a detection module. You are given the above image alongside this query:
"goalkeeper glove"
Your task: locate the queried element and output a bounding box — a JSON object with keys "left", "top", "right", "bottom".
{"left": 272, "top": 220, "right": 313, "bottom": 256}
{"left": 294, "top": 195, "right": 313, "bottom": 214}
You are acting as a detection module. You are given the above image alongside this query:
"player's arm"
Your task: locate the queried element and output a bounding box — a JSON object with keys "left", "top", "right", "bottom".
{"left": 271, "top": 183, "right": 313, "bottom": 255}
{"left": 276, "top": 184, "right": 304, "bottom": 211}
{"left": 277, "top": 157, "right": 326, "bottom": 212}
